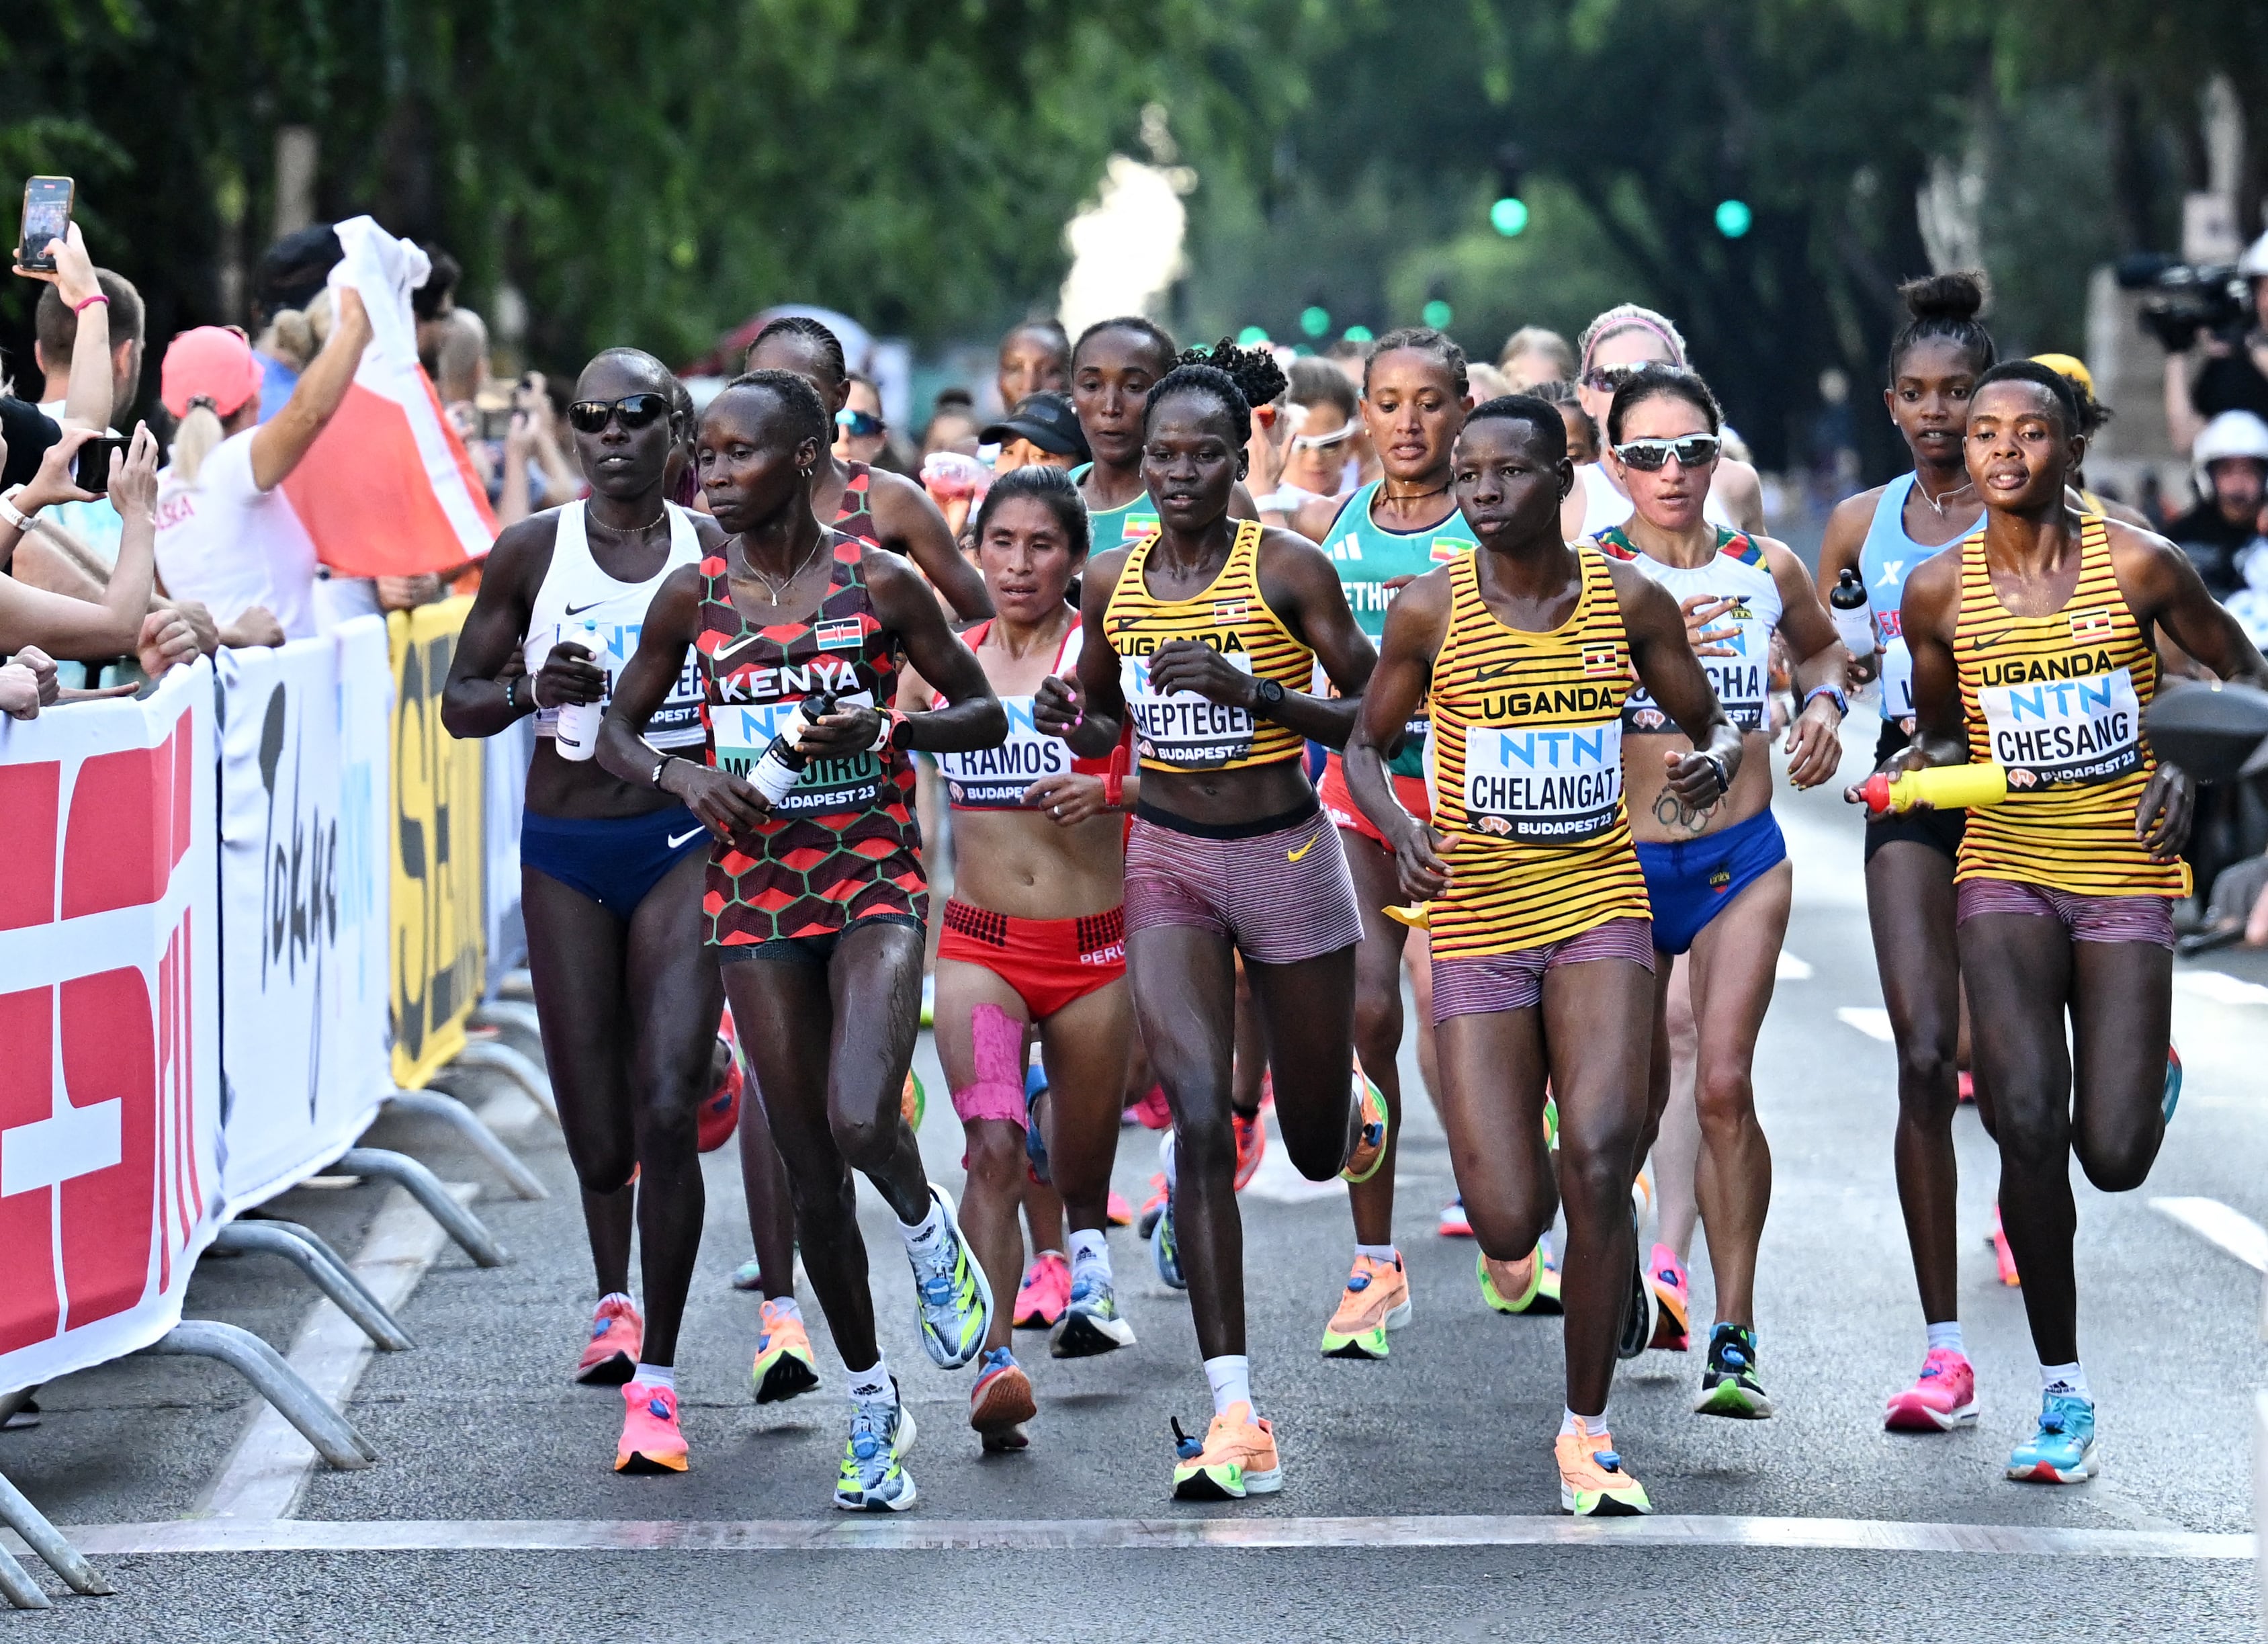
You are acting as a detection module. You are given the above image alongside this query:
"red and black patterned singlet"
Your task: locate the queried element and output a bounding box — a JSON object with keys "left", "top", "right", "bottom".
{"left": 694, "top": 529, "right": 926, "bottom": 947}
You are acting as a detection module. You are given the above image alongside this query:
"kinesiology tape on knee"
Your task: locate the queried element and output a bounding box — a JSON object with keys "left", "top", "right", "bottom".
{"left": 951, "top": 1002, "right": 1028, "bottom": 1127}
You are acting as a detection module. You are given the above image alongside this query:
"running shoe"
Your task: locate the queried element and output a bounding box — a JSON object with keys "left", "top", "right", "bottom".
{"left": 615, "top": 1381, "right": 688, "bottom": 1474}
{"left": 906, "top": 1184, "right": 993, "bottom": 1369}
{"left": 1477, "top": 1245, "right": 1561, "bottom": 1315}
{"left": 1956, "top": 1070, "right": 1976, "bottom": 1105}
{"left": 919, "top": 975, "right": 935, "bottom": 1030}
{"left": 751, "top": 1297, "right": 821, "bottom": 1405}
{"left": 1884, "top": 1348, "right": 1978, "bottom": 1432}
{"left": 2007, "top": 1391, "right": 2097, "bottom": 1484}
{"left": 730, "top": 1258, "right": 766, "bottom": 1293}
{"left": 1543, "top": 1091, "right": 1559, "bottom": 1152}
{"left": 1340, "top": 1067, "right": 1390, "bottom": 1184}
{"left": 1137, "top": 1173, "right": 1168, "bottom": 1240}
{"left": 1649, "top": 1244, "right": 1691, "bottom": 1352}
{"left": 1319, "top": 1252, "right": 1411, "bottom": 1358}
{"left": 834, "top": 1383, "right": 918, "bottom": 1512}
{"left": 1617, "top": 1212, "right": 1656, "bottom": 1360}
{"left": 2163, "top": 1040, "right": 2183, "bottom": 1126}
{"left": 902, "top": 1069, "right": 926, "bottom": 1133}
{"left": 1051, "top": 1271, "right": 1137, "bottom": 1357}
{"left": 1151, "top": 1183, "right": 1186, "bottom": 1291}
{"left": 1694, "top": 1322, "right": 1774, "bottom": 1418}
{"left": 699, "top": 1039, "right": 743, "bottom": 1154}
{"left": 575, "top": 1295, "right": 642, "bottom": 1386}
{"left": 1556, "top": 1418, "right": 1651, "bottom": 1516}
{"left": 1170, "top": 1401, "right": 1282, "bottom": 1501}
{"left": 1106, "top": 1189, "right": 1133, "bottom": 1228}
{"left": 1024, "top": 1062, "right": 1053, "bottom": 1184}
{"left": 1232, "top": 1109, "right": 1267, "bottom": 1191}
{"left": 969, "top": 1346, "right": 1036, "bottom": 1451}
{"left": 1989, "top": 1200, "right": 2021, "bottom": 1287}
{"left": 1014, "top": 1251, "right": 1072, "bottom": 1329}
{"left": 1439, "top": 1197, "right": 1474, "bottom": 1238}
{"left": 1129, "top": 1084, "right": 1172, "bottom": 1130}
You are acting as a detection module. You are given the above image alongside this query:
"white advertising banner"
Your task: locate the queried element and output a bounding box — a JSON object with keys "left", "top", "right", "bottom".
{"left": 483, "top": 714, "right": 531, "bottom": 993}
{"left": 0, "top": 662, "right": 220, "bottom": 1393}
{"left": 214, "top": 619, "right": 395, "bottom": 1218}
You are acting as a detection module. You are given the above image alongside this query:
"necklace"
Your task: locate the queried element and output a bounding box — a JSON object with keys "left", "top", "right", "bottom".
{"left": 591, "top": 504, "right": 667, "bottom": 537}
{"left": 1913, "top": 473, "right": 1975, "bottom": 519}
{"left": 742, "top": 534, "right": 826, "bottom": 603}
{"left": 1381, "top": 478, "right": 1452, "bottom": 505}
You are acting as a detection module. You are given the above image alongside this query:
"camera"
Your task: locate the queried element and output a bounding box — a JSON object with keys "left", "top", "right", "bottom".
{"left": 2115, "top": 254, "right": 2253, "bottom": 352}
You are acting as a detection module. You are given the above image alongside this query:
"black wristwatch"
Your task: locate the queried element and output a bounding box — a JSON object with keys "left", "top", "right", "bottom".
{"left": 1700, "top": 751, "right": 1731, "bottom": 795}
{"left": 1252, "top": 677, "right": 1286, "bottom": 718}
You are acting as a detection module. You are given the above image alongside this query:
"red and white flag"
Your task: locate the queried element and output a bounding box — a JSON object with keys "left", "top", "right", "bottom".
{"left": 281, "top": 217, "right": 498, "bottom": 578}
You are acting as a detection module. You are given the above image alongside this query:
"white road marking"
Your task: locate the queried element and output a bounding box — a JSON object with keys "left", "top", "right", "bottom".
{"left": 2175, "top": 971, "right": 2268, "bottom": 1008}
{"left": 36, "top": 1514, "right": 2249, "bottom": 1561}
{"left": 1774, "top": 952, "right": 1813, "bottom": 981}
{"left": 1836, "top": 1007, "right": 1893, "bottom": 1043}
{"left": 195, "top": 1180, "right": 479, "bottom": 1520}
{"left": 2152, "top": 1197, "right": 2268, "bottom": 1273}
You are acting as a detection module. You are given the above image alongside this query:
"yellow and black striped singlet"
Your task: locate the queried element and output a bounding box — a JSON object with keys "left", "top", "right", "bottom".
{"left": 1425, "top": 548, "right": 1651, "bottom": 958}
{"left": 1103, "top": 518, "right": 1313, "bottom": 773}
{"left": 1954, "top": 513, "right": 2187, "bottom": 898}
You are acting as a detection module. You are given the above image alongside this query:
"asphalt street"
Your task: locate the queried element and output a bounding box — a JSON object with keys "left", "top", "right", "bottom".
{"left": 5, "top": 714, "right": 2265, "bottom": 1640}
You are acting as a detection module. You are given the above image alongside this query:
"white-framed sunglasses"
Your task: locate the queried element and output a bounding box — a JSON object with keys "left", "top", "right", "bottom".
{"left": 1612, "top": 433, "right": 1720, "bottom": 471}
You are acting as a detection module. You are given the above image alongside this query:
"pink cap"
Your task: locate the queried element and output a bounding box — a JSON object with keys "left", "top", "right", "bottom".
{"left": 160, "top": 326, "right": 263, "bottom": 420}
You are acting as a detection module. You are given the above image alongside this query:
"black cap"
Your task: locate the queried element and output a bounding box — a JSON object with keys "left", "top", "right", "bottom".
{"left": 980, "top": 391, "right": 1088, "bottom": 460}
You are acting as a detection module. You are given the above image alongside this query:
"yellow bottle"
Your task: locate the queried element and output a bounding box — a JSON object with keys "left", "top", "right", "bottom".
{"left": 1860, "top": 763, "right": 2008, "bottom": 814}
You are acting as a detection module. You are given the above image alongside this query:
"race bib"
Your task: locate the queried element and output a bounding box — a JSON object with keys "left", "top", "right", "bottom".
{"left": 934, "top": 694, "right": 1074, "bottom": 808}
{"left": 711, "top": 689, "right": 882, "bottom": 816}
{"left": 563, "top": 619, "right": 703, "bottom": 744}
{"left": 1978, "top": 666, "right": 2140, "bottom": 789}
{"left": 1123, "top": 653, "right": 1255, "bottom": 769}
{"left": 1625, "top": 608, "right": 1771, "bottom": 732}
{"left": 1460, "top": 722, "right": 1624, "bottom": 843}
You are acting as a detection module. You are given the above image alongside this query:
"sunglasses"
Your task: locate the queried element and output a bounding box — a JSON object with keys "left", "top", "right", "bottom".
{"left": 1612, "top": 434, "right": 1721, "bottom": 471}
{"left": 567, "top": 393, "right": 670, "bottom": 434}
{"left": 836, "top": 408, "right": 885, "bottom": 438}
{"left": 1579, "top": 361, "right": 1650, "bottom": 393}
{"left": 1290, "top": 421, "right": 1359, "bottom": 453}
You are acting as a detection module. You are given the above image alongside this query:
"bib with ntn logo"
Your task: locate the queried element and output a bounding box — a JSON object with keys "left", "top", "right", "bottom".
{"left": 1319, "top": 479, "right": 1475, "bottom": 776}
{"left": 523, "top": 500, "right": 706, "bottom": 748}
{"left": 1595, "top": 525, "right": 1782, "bottom": 734}
{"left": 710, "top": 690, "right": 882, "bottom": 818}
{"left": 935, "top": 620, "right": 1112, "bottom": 810}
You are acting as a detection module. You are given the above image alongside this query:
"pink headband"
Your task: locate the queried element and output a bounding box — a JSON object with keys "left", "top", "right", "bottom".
{"left": 1583, "top": 314, "right": 1684, "bottom": 370}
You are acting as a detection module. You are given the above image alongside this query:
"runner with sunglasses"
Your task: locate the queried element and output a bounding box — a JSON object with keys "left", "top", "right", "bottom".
{"left": 1346, "top": 394, "right": 1740, "bottom": 1515}
{"left": 1560, "top": 305, "right": 1764, "bottom": 542}
{"left": 1587, "top": 364, "right": 1850, "bottom": 1421}
{"left": 1035, "top": 341, "right": 1387, "bottom": 1502}
{"left": 1886, "top": 359, "right": 2265, "bottom": 1484}
{"left": 441, "top": 351, "right": 725, "bottom": 1473}
{"left": 1287, "top": 327, "right": 1476, "bottom": 1356}
{"left": 1814, "top": 273, "right": 1999, "bottom": 1430}
{"left": 599, "top": 369, "right": 1006, "bottom": 1510}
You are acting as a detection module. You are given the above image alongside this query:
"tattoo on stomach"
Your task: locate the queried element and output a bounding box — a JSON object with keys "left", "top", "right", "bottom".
{"left": 1654, "top": 789, "right": 1717, "bottom": 834}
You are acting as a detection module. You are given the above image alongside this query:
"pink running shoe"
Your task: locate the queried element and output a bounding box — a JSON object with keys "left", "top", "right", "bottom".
{"left": 576, "top": 1295, "right": 643, "bottom": 1386}
{"left": 1647, "top": 1244, "right": 1690, "bottom": 1352}
{"left": 1106, "top": 1190, "right": 1134, "bottom": 1229}
{"left": 1014, "top": 1251, "right": 1072, "bottom": 1328}
{"left": 1989, "top": 1201, "right": 2020, "bottom": 1287}
{"left": 1129, "top": 1084, "right": 1172, "bottom": 1130}
{"left": 1884, "top": 1348, "right": 1979, "bottom": 1432}
{"left": 1233, "top": 1110, "right": 1267, "bottom": 1191}
{"left": 616, "top": 1381, "right": 688, "bottom": 1473}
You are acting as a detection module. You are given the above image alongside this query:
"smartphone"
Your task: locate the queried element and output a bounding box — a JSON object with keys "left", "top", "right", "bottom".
{"left": 18, "top": 177, "right": 73, "bottom": 274}
{"left": 71, "top": 434, "right": 127, "bottom": 496}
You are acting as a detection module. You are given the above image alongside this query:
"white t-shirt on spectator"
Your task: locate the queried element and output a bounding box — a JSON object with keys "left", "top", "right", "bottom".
{"left": 35, "top": 398, "right": 125, "bottom": 566}
{"left": 154, "top": 429, "right": 320, "bottom": 639}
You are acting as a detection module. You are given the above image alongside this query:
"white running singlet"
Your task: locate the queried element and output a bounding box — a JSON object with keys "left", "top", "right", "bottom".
{"left": 523, "top": 500, "right": 706, "bottom": 749}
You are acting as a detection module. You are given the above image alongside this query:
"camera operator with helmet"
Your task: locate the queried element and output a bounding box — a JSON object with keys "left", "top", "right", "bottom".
{"left": 2165, "top": 410, "right": 2268, "bottom": 599}
{"left": 2162, "top": 230, "right": 2268, "bottom": 458}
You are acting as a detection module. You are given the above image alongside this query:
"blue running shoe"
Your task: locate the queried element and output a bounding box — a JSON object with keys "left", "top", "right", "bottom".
{"left": 1694, "top": 1322, "right": 1773, "bottom": 1418}
{"left": 1052, "top": 1271, "right": 1137, "bottom": 1357}
{"left": 1151, "top": 1132, "right": 1186, "bottom": 1290}
{"left": 2008, "top": 1391, "right": 2097, "bottom": 1483}
{"left": 906, "top": 1184, "right": 994, "bottom": 1369}
{"left": 834, "top": 1383, "right": 918, "bottom": 1511}
{"left": 2163, "top": 1041, "right": 2183, "bottom": 1127}
{"left": 1024, "top": 1061, "right": 1053, "bottom": 1184}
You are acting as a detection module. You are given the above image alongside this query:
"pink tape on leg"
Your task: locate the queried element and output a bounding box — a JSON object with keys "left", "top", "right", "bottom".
{"left": 951, "top": 1002, "right": 1028, "bottom": 1127}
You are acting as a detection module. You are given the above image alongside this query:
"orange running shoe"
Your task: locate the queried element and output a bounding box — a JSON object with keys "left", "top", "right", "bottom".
{"left": 1106, "top": 1189, "right": 1134, "bottom": 1228}
{"left": 1989, "top": 1201, "right": 2020, "bottom": 1287}
{"left": 969, "top": 1346, "right": 1037, "bottom": 1451}
{"left": 616, "top": 1381, "right": 688, "bottom": 1473}
{"left": 1233, "top": 1110, "right": 1267, "bottom": 1191}
{"left": 1340, "top": 1065, "right": 1390, "bottom": 1184}
{"left": 1555, "top": 1418, "right": 1650, "bottom": 1515}
{"left": 698, "top": 1037, "right": 742, "bottom": 1154}
{"left": 576, "top": 1295, "right": 642, "bottom": 1386}
{"left": 1137, "top": 1172, "right": 1168, "bottom": 1238}
{"left": 1319, "top": 1252, "right": 1411, "bottom": 1358}
{"left": 752, "top": 1297, "right": 821, "bottom": 1404}
{"left": 1170, "top": 1401, "right": 1282, "bottom": 1500}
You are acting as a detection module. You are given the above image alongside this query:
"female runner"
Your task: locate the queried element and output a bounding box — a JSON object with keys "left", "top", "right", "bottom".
{"left": 1034, "top": 343, "right": 1385, "bottom": 1502}
{"left": 1892, "top": 360, "right": 2265, "bottom": 1483}
{"left": 599, "top": 370, "right": 1006, "bottom": 1512}
{"left": 1291, "top": 327, "right": 1474, "bottom": 1356}
{"left": 1591, "top": 364, "right": 1850, "bottom": 1420}
{"left": 904, "top": 466, "right": 1140, "bottom": 1450}
{"left": 1814, "top": 273, "right": 1998, "bottom": 1428}
{"left": 441, "top": 349, "right": 722, "bottom": 1473}
{"left": 1346, "top": 394, "right": 1739, "bottom": 1515}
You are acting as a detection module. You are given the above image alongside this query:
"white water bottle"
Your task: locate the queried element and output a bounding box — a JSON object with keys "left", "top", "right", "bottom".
{"left": 748, "top": 691, "right": 836, "bottom": 805}
{"left": 1829, "top": 567, "right": 1876, "bottom": 657}
{"left": 554, "top": 619, "right": 605, "bottom": 762}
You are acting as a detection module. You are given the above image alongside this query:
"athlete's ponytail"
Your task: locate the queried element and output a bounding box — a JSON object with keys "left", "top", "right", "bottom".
{"left": 1141, "top": 339, "right": 1286, "bottom": 443}
{"left": 1888, "top": 272, "right": 1995, "bottom": 382}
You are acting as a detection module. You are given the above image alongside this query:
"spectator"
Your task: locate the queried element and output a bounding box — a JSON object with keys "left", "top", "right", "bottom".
{"left": 2163, "top": 230, "right": 2268, "bottom": 457}
{"left": 249, "top": 224, "right": 344, "bottom": 424}
{"left": 152, "top": 288, "right": 373, "bottom": 642}
{"left": 0, "top": 644, "right": 54, "bottom": 720}
{"left": 834, "top": 373, "right": 889, "bottom": 465}
{"left": 494, "top": 371, "right": 582, "bottom": 527}
{"left": 1465, "top": 361, "right": 1513, "bottom": 402}
{"left": 30, "top": 265, "right": 145, "bottom": 563}
{"left": 4, "top": 222, "right": 115, "bottom": 486}
{"left": 0, "top": 423, "right": 198, "bottom": 677}
{"left": 921, "top": 398, "right": 982, "bottom": 460}
{"left": 978, "top": 390, "right": 1087, "bottom": 473}
{"left": 1498, "top": 325, "right": 1576, "bottom": 390}
{"left": 1278, "top": 356, "right": 1362, "bottom": 504}
{"left": 412, "top": 245, "right": 464, "bottom": 381}
{"left": 2163, "top": 410, "right": 2268, "bottom": 598}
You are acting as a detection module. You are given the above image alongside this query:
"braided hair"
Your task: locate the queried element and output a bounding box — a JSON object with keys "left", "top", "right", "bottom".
{"left": 1364, "top": 326, "right": 1469, "bottom": 399}
{"left": 720, "top": 367, "right": 832, "bottom": 456}
{"left": 746, "top": 314, "right": 847, "bottom": 388}
{"left": 1141, "top": 338, "right": 1289, "bottom": 442}
{"left": 1072, "top": 315, "right": 1178, "bottom": 376}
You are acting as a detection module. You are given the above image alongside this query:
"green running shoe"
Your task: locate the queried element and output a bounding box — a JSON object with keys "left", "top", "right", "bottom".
{"left": 906, "top": 1184, "right": 992, "bottom": 1369}
{"left": 1694, "top": 1322, "right": 1774, "bottom": 1418}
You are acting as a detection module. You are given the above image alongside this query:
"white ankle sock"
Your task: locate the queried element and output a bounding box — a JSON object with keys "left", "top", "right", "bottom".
{"left": 896, "top": 1191, "right": 947, "bottom": 1254}
{"left": 1069, "top": 1228, "right": 1110, "bottom": 1285}
{"left": 1561, "top": 1404, "right": 1608, "bottom": 1439}
{"left": 845, "top": 1355, "right": 891, "bottom": 1403}
{"left": 765, "top": 1295, "right": 802, "bottom": 1322}
{"left": 1204, "top": 1354, "right": 1252, "bottom": 1416}
{"left": 1354, "top": 1243, "right": 1398, "bottom": 1266}
{"left": 1925, "top": 1320, "right": 1965, "bottom": 1357}
{"left": 2039, "top": 1360, "right": 2089, "bottom": 1399}
{"left": 634, "top": 1362, "right": 674, "bottom": 1390}
{"left": 597, "top": 1291, "right": 634, "bottom": 1312}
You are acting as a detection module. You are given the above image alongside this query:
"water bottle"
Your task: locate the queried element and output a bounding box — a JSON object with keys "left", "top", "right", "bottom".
{"left": 554, "top": 619, "right": 605, "bottom": 761}
{"left": 1860, "top": 763, "right": 2008, "bottom": 814}
{"left": 1829, "top": 567, "right": 1876, "bottom": 657}
{"left": 748, "top": 690, "right": 837, "bottom": 806}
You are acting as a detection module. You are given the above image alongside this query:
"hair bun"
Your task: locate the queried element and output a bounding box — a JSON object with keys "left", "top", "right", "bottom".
{"left": 1899, "top": 271, "right": 1986, "bottom": 325}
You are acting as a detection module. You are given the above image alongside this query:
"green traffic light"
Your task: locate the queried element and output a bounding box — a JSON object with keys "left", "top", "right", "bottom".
{"left": 1489, "top": 197, "right": 1529, "bottom": 236}
{"left": 1715, "top": 198, "right": 1753, "bottom": 238}
{"left": 1299, "top": 306, "right": 1332, "bottom": 339}
{"left": 1422, "top": 299, "right": 1454, "bottom": 329}
{"left": 1342, "top": 325, "right": 1375, "bottom": 343}
{"left": 1236, "top": 325, "right": 1270, "bottom": 346}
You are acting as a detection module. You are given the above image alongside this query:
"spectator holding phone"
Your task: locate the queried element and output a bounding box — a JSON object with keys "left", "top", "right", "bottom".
{"left": 28, "top": 265, "right": 144, "bottom": 564}
{"left": 5, "top": 219, "right": 114, "bottom": 486}
{"left": 152, "top": 286, "right": 372, "bottom": 642}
